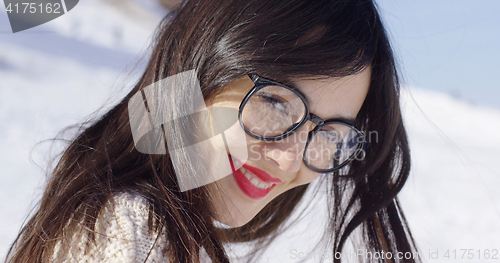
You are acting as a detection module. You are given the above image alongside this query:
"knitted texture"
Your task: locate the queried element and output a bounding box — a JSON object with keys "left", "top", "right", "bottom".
{"left": 52, "top": 192, "right": 168, "bottom": 262}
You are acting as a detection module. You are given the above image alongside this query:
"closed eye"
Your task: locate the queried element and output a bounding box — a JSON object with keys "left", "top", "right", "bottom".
{"left": 256, "top": 92, "right": 289, "bottom": 113}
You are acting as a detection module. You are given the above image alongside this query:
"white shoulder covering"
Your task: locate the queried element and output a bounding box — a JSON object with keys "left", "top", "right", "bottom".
{"left": 52, "top": 192, "right": 168, "bottom": 263}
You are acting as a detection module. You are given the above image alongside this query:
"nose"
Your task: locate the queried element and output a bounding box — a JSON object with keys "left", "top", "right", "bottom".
{"left": 264, "top": 125, "right": 311, "bottom": 172}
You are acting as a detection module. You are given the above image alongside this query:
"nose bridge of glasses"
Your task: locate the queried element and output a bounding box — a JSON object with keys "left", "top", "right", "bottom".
{"left": 308, "top": 113, "right": 325, "bottom": 127}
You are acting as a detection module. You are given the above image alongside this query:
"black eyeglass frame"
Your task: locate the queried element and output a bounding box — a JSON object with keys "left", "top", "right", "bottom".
{"left": 238, "top": 74, "right": 367, "bottom": 173}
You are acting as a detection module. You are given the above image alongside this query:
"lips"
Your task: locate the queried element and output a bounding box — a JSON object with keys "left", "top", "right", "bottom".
{"left": 229, "top": 155, "right": 283, "bottom": 200}
{"left": 241, "top": 162, "right": 283, "bottom": 184}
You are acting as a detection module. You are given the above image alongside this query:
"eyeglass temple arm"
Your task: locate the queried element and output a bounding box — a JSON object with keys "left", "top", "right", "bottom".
{"left": 248, "top": 74, "right": 260, "bottom": 83}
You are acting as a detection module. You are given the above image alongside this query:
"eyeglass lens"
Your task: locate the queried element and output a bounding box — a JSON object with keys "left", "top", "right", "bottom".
{"left": 305, "top": 124, "right": 362, "bottom": 171}
{"left": 241, "top": 85, "right": 306, "bottom": 137}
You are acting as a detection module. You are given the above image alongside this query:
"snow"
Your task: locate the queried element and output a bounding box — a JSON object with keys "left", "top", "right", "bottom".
{"left": 0, "top": 0, "right": 499, "bottom": 262}
{"left": 399, "top": 88, "right": 500, "bottom": 261}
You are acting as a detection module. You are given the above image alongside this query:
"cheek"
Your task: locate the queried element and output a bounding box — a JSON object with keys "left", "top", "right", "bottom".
{"left": 290, "top": 164, "right": 322, "bottom": 187}
{"left": 207, "top": 117, "right": 269, "bottom": 167}
{"left": 242, "top": 137, "right": 269, "bottom": 164}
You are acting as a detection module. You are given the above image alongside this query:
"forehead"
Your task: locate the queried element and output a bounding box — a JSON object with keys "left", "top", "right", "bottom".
{"left": 289, "top": 67, "right": 371, "bottom": 121}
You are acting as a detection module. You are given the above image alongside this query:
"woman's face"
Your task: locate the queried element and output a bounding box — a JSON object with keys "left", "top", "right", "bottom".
{"left": 207, "top": 68, "right": 371, "bottom": 227}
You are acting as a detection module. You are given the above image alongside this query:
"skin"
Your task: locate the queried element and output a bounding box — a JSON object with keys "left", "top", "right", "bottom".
{"left": 207, "top": 67, "right": 371, "bottom": 227}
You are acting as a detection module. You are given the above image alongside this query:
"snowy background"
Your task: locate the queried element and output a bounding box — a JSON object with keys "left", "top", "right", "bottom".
{"left": 0, "top": 0, "right": 499, "bottom": 262}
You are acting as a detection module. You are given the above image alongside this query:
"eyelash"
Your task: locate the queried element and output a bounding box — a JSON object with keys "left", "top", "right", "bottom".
{"left": 257, "top": 93, "right": 288, "bottom": 112}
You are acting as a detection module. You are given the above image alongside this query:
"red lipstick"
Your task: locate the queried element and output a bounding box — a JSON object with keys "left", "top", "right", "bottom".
{"left": 229, "top": 156, "right": 281, "bottom": 200}
{"left": 241, "top": 163, "right": 283, "bottom": 184}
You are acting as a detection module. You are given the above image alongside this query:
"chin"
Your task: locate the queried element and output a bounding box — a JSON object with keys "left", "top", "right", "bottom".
{"left": 216, "top": 211, "right": 258, "bottom": 228}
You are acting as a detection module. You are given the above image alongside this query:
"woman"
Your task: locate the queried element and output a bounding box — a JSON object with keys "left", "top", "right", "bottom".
{"left": 6, "top": 0, "right": 420, "bottom": 262}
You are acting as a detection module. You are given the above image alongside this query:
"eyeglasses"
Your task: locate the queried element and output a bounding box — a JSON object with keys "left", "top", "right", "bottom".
{"left": 238, "top": 74, "right": 366, "bottom": 173}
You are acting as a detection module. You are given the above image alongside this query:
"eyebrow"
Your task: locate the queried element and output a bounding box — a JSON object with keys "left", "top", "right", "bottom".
{"left": 284, "top": 79, "right": 357, "bottom": 125}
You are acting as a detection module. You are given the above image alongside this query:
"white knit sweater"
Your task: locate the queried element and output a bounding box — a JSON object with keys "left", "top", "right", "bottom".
{"left": 52, "top": 192, "right": 169, "bottom": 262}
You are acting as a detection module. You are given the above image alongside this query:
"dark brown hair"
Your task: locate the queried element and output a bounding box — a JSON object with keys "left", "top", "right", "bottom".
{"left": 7, "top": 0, "right": 420, "bottom": 262}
